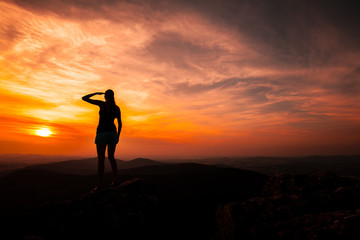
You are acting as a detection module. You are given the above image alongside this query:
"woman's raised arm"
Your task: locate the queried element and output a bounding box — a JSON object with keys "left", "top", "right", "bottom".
{"left": 82, "top": 92, "right": 104, "bottom": 106}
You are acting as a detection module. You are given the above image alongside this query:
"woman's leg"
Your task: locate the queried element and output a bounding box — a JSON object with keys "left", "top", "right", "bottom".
{"left": 96, "top": 144, "right": 107, "bottom": 188}
{"left": 107, "top": 144, "right": 118, "bottom": 184}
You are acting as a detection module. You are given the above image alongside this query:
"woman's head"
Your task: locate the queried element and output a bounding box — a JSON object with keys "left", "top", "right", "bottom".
{"left": 105, "top": 89, "right": 115, "bottom": 105}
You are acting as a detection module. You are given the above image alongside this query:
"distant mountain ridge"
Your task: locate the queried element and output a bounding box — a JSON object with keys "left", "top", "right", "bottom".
{"left": 0, "top": 154, "right": 85, "bottom": 176}
{"left": 2, "top": 154, "right": 359, "bottom": 178}
{"left": 22, "top": 157, "right": 164, "bottom": 175}
{"left": 0, "top": 153, "right": 83, "bottom": 164}
{"left": 189, "top": 155, "right": 360, "bottom": 178}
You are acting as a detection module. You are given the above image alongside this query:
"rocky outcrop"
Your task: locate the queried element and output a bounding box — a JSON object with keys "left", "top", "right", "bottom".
{"left": 26, "top": 178, "right": 159, "bottom": 240}
{"left": 215, "top": 172, "right": 360, "bottom": 240}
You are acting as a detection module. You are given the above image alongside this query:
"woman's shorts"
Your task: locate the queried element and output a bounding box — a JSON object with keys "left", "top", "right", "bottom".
{"left": 95, "top": 132, "right": 118, "bottom": 145}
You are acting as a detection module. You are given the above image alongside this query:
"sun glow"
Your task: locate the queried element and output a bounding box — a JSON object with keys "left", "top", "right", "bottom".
{"left": 35, "top": 127, "right": 53, "bottom": 137}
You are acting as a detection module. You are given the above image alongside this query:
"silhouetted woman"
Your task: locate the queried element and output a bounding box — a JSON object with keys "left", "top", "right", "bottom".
{"left": 82, "top": 90, "right": 122, "bottom": 191}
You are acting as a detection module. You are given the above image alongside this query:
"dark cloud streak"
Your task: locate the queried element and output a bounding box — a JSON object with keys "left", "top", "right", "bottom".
{"left": 145, "top": 31, "right": 226, "bottom": 70}
{"left": 172, "top": 78, "right": 243, "bottom": 95}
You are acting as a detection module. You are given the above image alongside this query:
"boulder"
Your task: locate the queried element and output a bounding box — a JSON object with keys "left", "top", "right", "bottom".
{"left": 26, "top": 178, "right": 159, "bottom": 240}
{"left": 215, "top": 172, "right": 360, "bottom": 240}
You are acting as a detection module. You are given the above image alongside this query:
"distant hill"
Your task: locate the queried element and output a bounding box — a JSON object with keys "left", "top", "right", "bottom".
{"left": 0, "top": 157, "right": 164, "bottom": 177}
{"left": 21, "top": 157, "right": 164, "bottom": 175}
{"left": 0, "top": 153, "right": 83, "bottom": 164}
{"left": 118, "top": 157, "right": 163, "bottom": 169}
{"left": 189, "top": 155, "right": 360, "bottom": 178}
{"left": 3, "top": 154, "right": 360, "bottom": 178}
{"left": 0, "top": 154, "right": 84, "bottom": 176}
{"left": 0, "top": 162, "right": 29, "bottom": 177}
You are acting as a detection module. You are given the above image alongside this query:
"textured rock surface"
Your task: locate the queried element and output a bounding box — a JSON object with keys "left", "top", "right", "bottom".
{"left": 215, "top": 172, "right": 360, "bottom": 240}
{"left": 27, "top": 178, "right": 159, "bottom": 240}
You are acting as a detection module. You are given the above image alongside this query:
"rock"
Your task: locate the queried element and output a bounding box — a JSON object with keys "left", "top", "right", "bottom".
{"left": 214, "top": 172, "right": 360, "bottom": 240}
{"left": 27, "top": 178, "right": 159, "bottom": 240}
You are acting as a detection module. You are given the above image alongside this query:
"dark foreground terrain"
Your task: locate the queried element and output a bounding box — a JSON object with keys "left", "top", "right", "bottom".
{"left": 1, "top": 157, "right": 360, "bottom": 239}
{"left": 0, "top": 162, "right": 267, "bottom": 240}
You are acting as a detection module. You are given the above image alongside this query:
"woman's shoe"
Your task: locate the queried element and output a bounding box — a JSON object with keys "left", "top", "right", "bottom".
{"left": 90, "top": 185, "right": 103, "bottom": 193}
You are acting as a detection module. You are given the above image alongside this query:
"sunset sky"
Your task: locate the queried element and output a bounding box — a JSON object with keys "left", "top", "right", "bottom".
{"left": 0, "top": 0, "right": 359, "bottom": 159}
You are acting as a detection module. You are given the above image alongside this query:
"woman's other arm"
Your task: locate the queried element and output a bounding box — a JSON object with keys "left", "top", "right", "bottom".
{"left": 116, "top": 107, "right": 122, "bottom": 143}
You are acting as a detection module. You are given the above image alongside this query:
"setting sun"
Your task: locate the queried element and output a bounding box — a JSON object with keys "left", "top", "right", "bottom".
{"left": 35, "top": 128, "right": 53, "bottom": 137}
